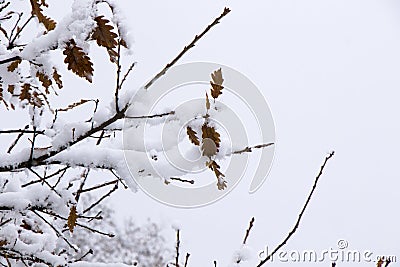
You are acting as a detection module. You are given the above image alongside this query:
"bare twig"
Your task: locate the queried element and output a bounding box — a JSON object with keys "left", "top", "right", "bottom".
{"left": 21, "top": 167, "right": 68, "bottom": 188}
{"left": 28, "top": 168, "right": 62, "bottom": 198}
{"left": 243, "top": 217, "right": 255, "bottom": 245}
{"left": 95, "top": 130, "right": 105, "bottom": 145}
{"left": 6, "top": 125, "right": 30, "bottom": 154}
{"left": 170, "top": 177, "right": 195, "bottom": 185}
{"left": 109, "top": 169, "right": 128, "bottom": 189}
{"left": 144, "top": 7, "right": 231, "bottom": 89}
{"left": 257, "top": 151, "right": 335, "bottom": 267}
{"left": 82, "top": 183, "right": 118, "bottom": 214}
{"left": 175, "top": 229, "right": 181, "bottom": 267}
{"left": 0, "top": 56, "right": 21, "bottom": 65}
{"left": 37, "top": 209, "right": 113, "bottom": 237}
{"left": 119, "top": 62, "right": 136, "bottom": 89}
{"left": 32, "top": 210, "right": 78, "bottom": 252}
{"left": 184, "top": 253, "right": 190, "bottom": 267}
{"left": 115, "top": 42, "right": 122, "bottom": 112}
{"left": 78, "top": 179, "right": 118, "bottom": 194}
{"left": 8, "top": 15, "right": 34, "bottom": 49}
{"left": 231, "top": 143, "right": 274, "bottom": 155}
{"left": 0, "top": 129, "right": 44, "bottom": 134}
{"left": 75, "top": 169, "right": 90, "bottom": 203}
{"left": 125, "top": 111, "right": 175, "bottom": 119}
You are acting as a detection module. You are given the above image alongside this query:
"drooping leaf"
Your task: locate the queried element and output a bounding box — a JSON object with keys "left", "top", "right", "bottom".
{"left": 92, "top": 16, "right": 118, "bottom": 49}
{"left": 31, "top": 91, "right": 43, "bottom": 107}
{"left": 19, "top": 84, "right": 31, "bottom": 102}
{"left": 19, "top": 84, "right": 43, "bottom": 107}
{"left": 67, "top": 206, "right": 78, "bottom": 233}
{"left": 186, "top": 126, "right": 200, "bottom": 146}
{"left": 63, "top": 40, "right": 94, "bottom": 82}
{"left": 207, "top": 160, "right": 226, "bottom": 190}
{"left": 120, "top": 38, "right": 128, "bottom": 48}
{"left": 201, "top": 138, "right": 218, "bottom": 158}
{"left": 7, "top": 84, "right": 15, "bottom": 94}
{"left": 52, "top": 68, "right": 63, "bottom": 89}
{"left": 58, "top": 99, "right": 90, "bottom": 112}
{"left": 202, "top": 123, "right": 220, "bottom": 149}
{"left": 210, "top": 68, "right": 224, "bottom": 99}
{"left": 30, "top": 0, "right": 56, "bottom": 31}
{"left": 205, "top": 92, "right": 210, "bottom": 110}
{"left": 36, "top": 71, "right": 52, "bottom": 94}
{"left": 7, "top": 59, "right": 21, "bottom": 72}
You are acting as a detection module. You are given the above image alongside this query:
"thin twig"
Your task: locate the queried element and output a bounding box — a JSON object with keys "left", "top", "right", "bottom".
{"left": 119, "top": 62, "right": 136, "bottom": 89}
{"left": 6, "top": 125, "right": 30, "bottom": 154}
{"left": 21, "top": 167, "right": 68, "bottom": 188}
{"left": 170, "top": 177, "right": 195, "bottom": 185}
{"left": 257, "top": 151, "right": 335, "bottom": 267}
{"left": 78, "top": 179, "right": 118, "bottom": 193}
{"left": 95, "top": 130, "right": 105, "bottom": 145}
{"left": 31, "top": 210, "right": 78, "bottom": 252}
{"left": 231, "top": 143, "right": 274, "bottom": 155}
{"left": 115, "top": 42, "right": 122, "bottom": 112}
{"left": 109, "top": 169, "right": 128, "bottom": 189}
{"left": 0, "top": 129, "right": 44, "bottom": 134}
{"left": 37, "top": 209, "right": 113, "bottom": 237}
{"left": 28, "top": 168, "right": 62, "bottom": 198}
{"left": 125, "top": 111, "right": 175, "bottom": 119}
{"left": 144, "top": 7, "right": 231, "bottom": 89}
{"left": 184, "top": 253, "right": 190, "bottom": 267}
{"left": 82, "top": 183, "right": 118, "bottom": 214}
{"left": 75, "top": 169, "right": 90, "bottom": 203}
{"left": 243, "top": 217, "right": 255, "bottom": 245}
{"left": 8, "top": 15, "right": 34, "bottom": 49}
{"left": 175, "top": 229, "right": 181, "bottom": 267}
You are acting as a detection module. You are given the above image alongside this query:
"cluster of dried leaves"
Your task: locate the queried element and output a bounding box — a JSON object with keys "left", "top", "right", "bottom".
{"left": 0, "top": 0, "right": 127, "bottom": 110}
{"left": 186, "top": 68, "right": 227, "bottom": 190}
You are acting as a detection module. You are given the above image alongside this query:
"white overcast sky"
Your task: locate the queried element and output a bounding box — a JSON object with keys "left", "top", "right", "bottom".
{"left": 108, "top": 0, "right": 400, "bottom": 266}
{"left": 6, "top": 0, "right": 400, "bottom": 266}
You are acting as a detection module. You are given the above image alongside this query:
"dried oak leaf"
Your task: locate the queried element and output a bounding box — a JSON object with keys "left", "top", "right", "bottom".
{"left": 201, "top": 138, "right": 218, "bottom": 158}
{"left": 67, "top": 206, "right": 78, "bottom": 233}
{"left": 202, "top": 123, "right": 220, "bottom": 149}
{"left": 92, "top": 16, "right": 118, "bottom": 49}
{"left": 30, "top": 0, "right": 56, "bottom": 31}
{"left": 36, "top": 71, "right": 52, "bottom": 94}
{"left": 58, "top": 99, "right": 90, "bottom": 112}
{"left": 92, "top": 16, "right": 118, "bottom": 63}
{"left": 19, "top": 84, "right": 43, "bottom": 107}
{"left": 186, "top": 126, "right": 200, "bottom": 146}
{"left": 63, "top": 40, "right": 94, "bottom": 82}
{"left": 7, "top": 58, "right": 21, "bottom": 72}
{"left": 19, "top": 83, "right": 31, "bottom": 102}
{"left": 52, "top": 68, "right": 63, "bottom": 89}
{"left": 205, "top": 92, "right": 210, "bottom": 110}
{"left": 31, "top": 91, "right": 43, "bottom": 107}
{"left": 8, "top": 84, "right": 15, "bottom": 94}
{"left": 210, "top": 68, "right": 224, "bottom": 99}
{"left": 207, "top": 160, "right": 227, "bottom": 190}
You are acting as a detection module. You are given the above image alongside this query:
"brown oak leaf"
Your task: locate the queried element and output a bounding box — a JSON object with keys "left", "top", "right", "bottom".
{"left": 63, "top": 40, "right": 94, "bottom": 82}
{"left": 210, "top": 68, "right": 224, "bottom": 99}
